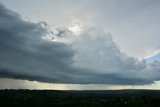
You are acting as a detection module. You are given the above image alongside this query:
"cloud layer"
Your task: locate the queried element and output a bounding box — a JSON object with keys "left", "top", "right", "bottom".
{"left": 0, "top": 3, "right": 160, "bottom": 85}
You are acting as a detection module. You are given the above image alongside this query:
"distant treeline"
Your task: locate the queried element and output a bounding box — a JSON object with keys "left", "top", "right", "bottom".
{"left": 0, "top": 89, "right": 160, "bottom": 107}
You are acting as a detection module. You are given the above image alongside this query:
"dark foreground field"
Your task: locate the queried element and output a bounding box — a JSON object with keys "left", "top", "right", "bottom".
{"left": 1, "top": 90, "right": 160, "bottom": 107}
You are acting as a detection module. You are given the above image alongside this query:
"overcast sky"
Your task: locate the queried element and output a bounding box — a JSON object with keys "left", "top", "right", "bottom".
{"left": 0, "top": 0, "right": 160, "bottom": 90}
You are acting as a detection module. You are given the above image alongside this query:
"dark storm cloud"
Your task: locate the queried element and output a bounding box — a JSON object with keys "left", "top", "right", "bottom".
{"left": 0, "top": 3, "right": 75, "bottom": 83}
{"left": 0, "top": 3, "right": 158, "bottom": 85}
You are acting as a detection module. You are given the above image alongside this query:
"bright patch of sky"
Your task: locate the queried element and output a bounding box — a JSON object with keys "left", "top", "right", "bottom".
{"left": 146, "top": 54, "right": 160, "bottom": 64}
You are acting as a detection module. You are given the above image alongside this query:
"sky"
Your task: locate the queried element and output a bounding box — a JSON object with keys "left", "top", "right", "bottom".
{"left": 0, "top": 0, "right": 160, "bottom": 90}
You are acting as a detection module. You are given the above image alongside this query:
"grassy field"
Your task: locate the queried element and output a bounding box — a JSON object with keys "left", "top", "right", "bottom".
{"left": 0, "top": 89, "right": 160, "bottom": 107}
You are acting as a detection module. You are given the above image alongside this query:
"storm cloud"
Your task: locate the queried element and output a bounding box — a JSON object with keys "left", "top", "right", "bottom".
{"left": 0, "top": 3, "right": 159, "bottom": 85}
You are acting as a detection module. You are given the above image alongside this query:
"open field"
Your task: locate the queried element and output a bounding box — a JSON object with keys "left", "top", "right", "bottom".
{"left": 0, "top": 89, "right": 160, "bottom": 107}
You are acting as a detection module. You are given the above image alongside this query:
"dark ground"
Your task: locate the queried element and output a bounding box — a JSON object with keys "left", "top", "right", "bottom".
{"left": 0, "top": 89, "right": 160, "bottom": 107}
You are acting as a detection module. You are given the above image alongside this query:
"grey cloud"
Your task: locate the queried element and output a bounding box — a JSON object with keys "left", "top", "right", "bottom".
{"left": 0, "top": 3, "right": 76, "bottom": 83}
{"left": 0, "top": 3, "right": 159, "bottom": 85}
{"left": 145, "top": 62, "right": 160, "bottom": 81}
{"left": 1, "top": 0, "right": 159, "bottom": 58}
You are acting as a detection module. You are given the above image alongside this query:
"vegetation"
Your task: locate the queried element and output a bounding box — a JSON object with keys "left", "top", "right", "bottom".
{"left": 0, "top": 89, "right": 160, "bottom": 107}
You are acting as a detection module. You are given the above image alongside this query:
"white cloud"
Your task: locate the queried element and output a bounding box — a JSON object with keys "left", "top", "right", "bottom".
{"left": 55, "top": 26, "right": 160, "bottom": 84}
{"left": 71, "top": 28, "right": 146, "bottom": 77}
